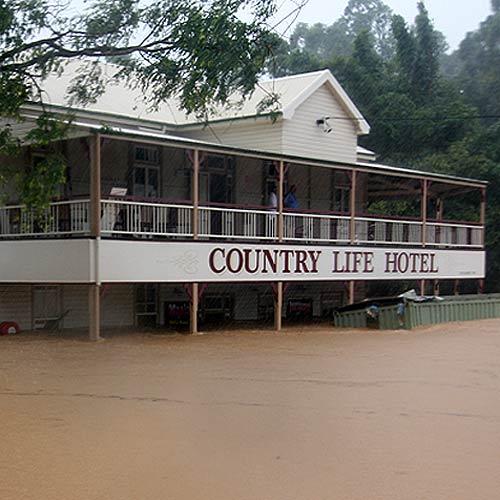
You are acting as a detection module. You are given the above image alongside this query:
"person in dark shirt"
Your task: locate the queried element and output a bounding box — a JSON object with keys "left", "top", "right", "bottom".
{"left": 284, "top": 184, "right": 299, "bottom": 209}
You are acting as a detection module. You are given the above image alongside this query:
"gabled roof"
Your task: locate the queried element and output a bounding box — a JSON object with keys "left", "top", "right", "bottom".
{"left": 277, "top": 70, "right": 370, "bottom": 135}
{"left": 34, "top": 63, "right": 369, "bottom": 134}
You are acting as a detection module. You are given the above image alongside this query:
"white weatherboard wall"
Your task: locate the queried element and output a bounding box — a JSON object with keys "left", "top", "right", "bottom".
{"left": 282, "top": 84, "right": 358, "bottom": 164}
{"left": 182, "top": 119, "right": 283, "bottom": 155}
{"left": 63, "top": 284, "right": 134, "bottom": 329}
{"left": 0, "top": 285, "right": 32, "bottom": 330}
{"left": 183, "top": 83, "right": 359, "bottom": 164}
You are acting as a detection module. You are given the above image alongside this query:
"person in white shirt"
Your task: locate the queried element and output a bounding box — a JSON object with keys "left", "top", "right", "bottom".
{"left": 268, "top": 185, "right": 278, "bottom": 210}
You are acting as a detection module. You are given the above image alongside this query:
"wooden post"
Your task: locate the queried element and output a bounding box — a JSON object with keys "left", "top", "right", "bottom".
{"left": 419, "top": 180, "right": 429, "bottom": 299}
{"left": 274, "top": 160, "right": 285, "bottom": 331}
{"left": 190, "top": 283, "right": 199, "bottom": 334}
{"left": 192, "top": 149, "right": 200, "bottom": 240}
{"left": 89, "top": 134, "right": 101, "bottom": 341}
{"left": 348, "top": 281, "right": 355, "bottom": 305}
{"left": 436, "top": 196, "right": 443, "bottom": 244}
{"left": 350, "top": 169, "right": 357, "bottom": 244}
{"left": 480, "top": 187, "right": 486, "bottom": 248}
{"left": 433, "top": 280, "right": 440, "bottom": 296}
{"left": 189, "top": 150, "right": 200, "bottom": 335}
{"left": 89, "top": 134, "right": 101, "bottom": 238}
{"left": 278, "top": 160, "right": 284, "bottom": 242}
{"left": 421, "top": 179, "right": 428, "bottom": 247}
{"left": 348, "top": 170, "right": 357, "bottom": 305}
{"left": 274, "top": 282, "right": 283, "bottom": 332}
{"left": 89, "top": 284, "right": 101, "bottom": 341}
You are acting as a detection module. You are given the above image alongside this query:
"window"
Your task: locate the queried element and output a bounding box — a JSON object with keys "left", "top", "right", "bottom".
{"left": 134, "top": 145, "right": 159, "bottom": 164}
{"left": 132, "top": 145, "right": 160, "bottom": 198}
{"left": 135, "top": 284, "right": 158, "bottom": 327}
{"left": 199, "top": 155, "right": 234, "bottom": 203}
{"left": 331, "top": 171, "right": 351, "bottom": 213}
{"left": 263, "top": 161, "right": 288, "bottom": 206}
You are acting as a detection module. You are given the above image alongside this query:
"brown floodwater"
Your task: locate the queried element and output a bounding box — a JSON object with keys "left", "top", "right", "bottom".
{"left": 1, "top": 320, "right": 500, "bottom": 500}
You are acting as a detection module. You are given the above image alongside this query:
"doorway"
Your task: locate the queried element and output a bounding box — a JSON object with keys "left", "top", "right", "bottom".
{"left": 32, "top": 285, "right": 61, "bottom": 330}
{"left": 199, "top": 155, "right": 234, "bottom": 235}
{"left": 135, "top": 284, "right": 158, "bottom": 327}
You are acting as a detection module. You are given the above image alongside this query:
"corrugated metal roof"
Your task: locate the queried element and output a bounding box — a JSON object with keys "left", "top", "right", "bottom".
{"left": 64, "top": 120, "right": 485, "bottom": 187}
{"left": 35, "top": 62, "right": 369, "bottom": 132}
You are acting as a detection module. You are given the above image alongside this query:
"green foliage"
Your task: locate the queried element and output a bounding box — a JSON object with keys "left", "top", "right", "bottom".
{"left": 282, "top": 0, "right": 395, "bottom": 66}
{"left": 0, "top": 0, "right": 278, "bottom": 208}
{"left": 273, "top": 0, "right": 500, "bottom": 289}
{"left": 454, "top": 4, "right": 500, "bottom": 119}
{"left": 392, "top": 3, "right": 443, "bottom": 103}
{"left": 18, "top": 153, "right": 66, "bottom": 213}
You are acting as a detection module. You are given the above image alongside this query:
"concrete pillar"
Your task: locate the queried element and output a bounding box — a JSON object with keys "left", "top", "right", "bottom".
{"left": 274, "top": 282, "right": 283, "bottom": 332}
{"left": 189, "top": 283, "right": 199, "bottom": 334}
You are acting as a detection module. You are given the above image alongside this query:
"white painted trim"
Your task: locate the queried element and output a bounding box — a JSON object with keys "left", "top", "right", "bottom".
{"left": 282, "top": 70, "right": 370, "bottom": 135}
{"left": 99, "top": 240, "right": 486, "bottom": 283}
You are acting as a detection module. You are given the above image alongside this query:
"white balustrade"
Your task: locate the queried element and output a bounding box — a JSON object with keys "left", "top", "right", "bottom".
{"left": 198, "top": 206, "right": 276, "bottom": 240}
{"left": 100, "top": 199, "right": 192, "bottom": 237}
{"left": 0, "top": 198, "right": 484, "bottom": 249}
{"left": 0, "top": 199, "right": 89, "bottom": 237}
{"left": 355, "top": 217, "right": 422, "bottom": 245}
{"left": 283, "top": 212, "right": 351, "bottom": 243}
{"left": 426, "top": 222, "right": 483, "bottom": 248}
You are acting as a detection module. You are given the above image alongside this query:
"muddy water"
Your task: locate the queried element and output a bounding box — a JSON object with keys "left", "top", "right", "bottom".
{"left": 1, "top": 321, "right": 500, "bottom": 500}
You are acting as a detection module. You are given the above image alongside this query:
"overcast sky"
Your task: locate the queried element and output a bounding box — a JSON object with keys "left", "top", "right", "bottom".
{"left": 281, "top": 0, "right": 493, "bottom": 51}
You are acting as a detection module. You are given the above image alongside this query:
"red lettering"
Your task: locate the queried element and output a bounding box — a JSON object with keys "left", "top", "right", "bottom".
{"left": 209, "top": 248, "right": 225, "bottom": 274}
{"left": 308, "top": 251, "right": 321, "bottom": 273}
{"left": 262, "top": 250, "right": 278, "bottom": 273}
{"left": 295, "top": 250, "right": 309, "bottom": 273}
{"left": 279, "top": 249, "right": 294, "bottom": 273}
{"left": 364, "top": 252, "right": 374, "bottom": 273}
{"left": 244, "top": 248, "right": 261, "bottom": 274}
{"left": 227, "top": 248, "right": 243, "bottom": 273}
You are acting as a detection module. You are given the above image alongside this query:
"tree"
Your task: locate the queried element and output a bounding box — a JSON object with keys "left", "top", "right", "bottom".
{"left": 0, "top": 0, "right": 278, "bottom": 207}
{"left": 453, "top": 0, "right": 500, "bottom": 119}
{"left": 342, "top": 0, "right": 395, "bottom": 59}
{"left": 392, "top": 2, "right": 443, "bottom": 102}
{"left": 283, "top": 0, "right": 395, "bottom": 65}
{"left": 269, "top": 32, "right": 324, "bottom": 77}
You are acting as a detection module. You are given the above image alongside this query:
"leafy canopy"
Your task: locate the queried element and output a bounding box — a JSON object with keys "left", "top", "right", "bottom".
{"left": 0, "top": 0, "right": 278, "bottom": 207}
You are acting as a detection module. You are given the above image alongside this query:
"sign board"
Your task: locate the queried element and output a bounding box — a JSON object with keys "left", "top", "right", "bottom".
{"left": 99, "top": 240, "right": 485, "bottom": 283}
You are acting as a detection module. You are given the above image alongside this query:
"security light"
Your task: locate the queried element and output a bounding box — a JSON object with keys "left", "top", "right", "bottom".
{"left": 316, "top": 116, "right": 332, "bottom": 134}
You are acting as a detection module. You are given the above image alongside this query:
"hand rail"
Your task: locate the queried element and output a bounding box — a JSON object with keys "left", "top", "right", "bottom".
{"left": 0, "top": 198, "right": 485, "bottom": 249}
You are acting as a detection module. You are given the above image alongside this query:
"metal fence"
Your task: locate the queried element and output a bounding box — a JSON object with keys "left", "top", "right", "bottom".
{"left": 334, "top": 294, "right": 500, "bottom": 330}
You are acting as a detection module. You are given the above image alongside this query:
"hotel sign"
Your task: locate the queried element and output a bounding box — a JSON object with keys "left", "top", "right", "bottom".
{"left": 100, "top": 241, "right": 486, "bottom": 283}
